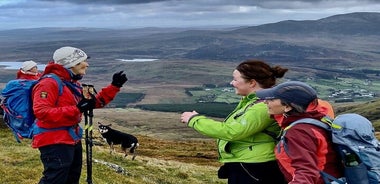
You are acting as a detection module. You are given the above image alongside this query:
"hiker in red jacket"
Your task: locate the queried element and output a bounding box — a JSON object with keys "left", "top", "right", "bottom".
{"left": 257, "top": 81, "right": 343, "bottom": 184}
{"left": 31, "top": 46, "right": 128, "bottom": 184}
{"left": 16, "top": 60, "right": 42, "bottom": 80}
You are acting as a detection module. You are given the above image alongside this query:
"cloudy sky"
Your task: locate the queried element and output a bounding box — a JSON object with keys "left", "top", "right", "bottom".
{"left": 1, "top": 0, "right": 380, "bottom": 30}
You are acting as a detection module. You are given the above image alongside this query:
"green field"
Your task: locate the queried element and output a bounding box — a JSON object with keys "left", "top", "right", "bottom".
{"left": 185, "top": 77, "right": 379, "bottom": 105}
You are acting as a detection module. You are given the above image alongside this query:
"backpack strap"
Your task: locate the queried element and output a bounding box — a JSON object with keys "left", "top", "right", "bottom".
{"left": 320, "top": 171, "right": 346, "bottom": 184}
{"left": 281, "top": 118, "right": 331, "bottom": 151}
{"left": 288, "top": 118, "right": 330, "bottom": 131}
{"left": 32, "top": 124, "right": 82, "bottom": 141}
{"left": 40, "top": 73, "right": 64, "bottom": 96}
{"left": 63, "top": 81, "right": 82, "bottom": 97}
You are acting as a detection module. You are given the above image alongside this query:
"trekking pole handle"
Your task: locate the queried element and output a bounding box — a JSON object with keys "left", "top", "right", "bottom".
{"left": 82, "top": 84, "right": 96, "bottom": 100}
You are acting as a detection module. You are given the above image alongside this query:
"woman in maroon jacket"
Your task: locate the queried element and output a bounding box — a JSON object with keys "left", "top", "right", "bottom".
{"left": 256, "top": 81, "right": 343, "bottom": 184}
{"left": 32, "top": 46, "right": 128, "bottom": 184}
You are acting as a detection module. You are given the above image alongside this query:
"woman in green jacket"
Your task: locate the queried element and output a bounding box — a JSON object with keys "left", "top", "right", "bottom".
{"left": 181, "top": 60, "right": 287, "bottom": 184}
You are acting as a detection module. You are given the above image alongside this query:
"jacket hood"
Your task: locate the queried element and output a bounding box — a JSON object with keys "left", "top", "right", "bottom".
{"left": 17, "top": 69, "right": 39, "bottom": 77}
{"left": 43, "top": 61, "right": 72, "bottom": 81}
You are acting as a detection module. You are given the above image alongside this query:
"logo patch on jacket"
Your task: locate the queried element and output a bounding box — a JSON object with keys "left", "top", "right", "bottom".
{"left": 40, "top": 92, "right": 48, "bottom": 98}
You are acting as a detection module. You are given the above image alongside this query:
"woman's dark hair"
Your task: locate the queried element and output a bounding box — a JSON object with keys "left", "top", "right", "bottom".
{"left": 235, "top": 59, "right": 288, "bottom": 88}
{"left": 281, "top": 98, "right": 319, "bottom": 114}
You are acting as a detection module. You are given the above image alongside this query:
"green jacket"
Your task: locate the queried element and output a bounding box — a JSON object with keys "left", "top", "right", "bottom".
{"left": 188, "top": 93, "right": 280, "bottom": 163}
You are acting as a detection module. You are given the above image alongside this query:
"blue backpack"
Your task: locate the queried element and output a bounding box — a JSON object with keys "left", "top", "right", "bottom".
{"left": 1, "top": 74, "right": 81, "bottom": 143}
{"left": 284, "top": 113, "right": 380, "bottom": 184}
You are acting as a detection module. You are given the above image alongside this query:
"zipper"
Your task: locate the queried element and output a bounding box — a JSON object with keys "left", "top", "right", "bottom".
{"left": 240, "top": 163, "right": 259, "bottom": 181}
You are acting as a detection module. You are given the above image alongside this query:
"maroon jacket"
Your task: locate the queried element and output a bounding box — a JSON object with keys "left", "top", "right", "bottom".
{"left": 31, "top": 62, "right": 120, "bottom": 148}
{"left": 275, "top": 111, "right": 343, "bottom": 184}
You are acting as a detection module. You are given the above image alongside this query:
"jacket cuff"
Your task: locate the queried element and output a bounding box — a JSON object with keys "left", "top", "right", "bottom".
{"left": 187, "top": 115, "right": 204, "bottom": 127}
{"left": 110, "top": 83, "right": 121, "bottom": 89}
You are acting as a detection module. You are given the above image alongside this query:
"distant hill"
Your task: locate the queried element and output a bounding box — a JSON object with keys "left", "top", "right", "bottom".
{"left": 233, "top": 12, "right": 380, "bottom": 35}
{"left": 0, "top": 12, "right": 379, "bottom": 65}
{"left": 184, "top": 12, "right": 380, "bottom": 65}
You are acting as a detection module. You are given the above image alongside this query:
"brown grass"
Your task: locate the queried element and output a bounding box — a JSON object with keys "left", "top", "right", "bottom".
{"left": 89, "top": 108, "right": 222, "bottom": 166}
{"left": 0, "top": 108, "right": 224, "bottom": 184}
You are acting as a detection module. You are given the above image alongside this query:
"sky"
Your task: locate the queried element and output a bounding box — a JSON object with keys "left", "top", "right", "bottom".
{"left": 1, "top": 0, "right": 380, "bottom": 30}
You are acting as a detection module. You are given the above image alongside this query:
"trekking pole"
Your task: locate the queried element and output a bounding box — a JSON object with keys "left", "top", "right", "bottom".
{"left": 83, "top": 109, "right": 93, "bottom": 184}
{"left": 87, "top": 108, "right": 94, "bottom": 184}
{"left": 83, "top": 84, "right": 95, "bottom": 184}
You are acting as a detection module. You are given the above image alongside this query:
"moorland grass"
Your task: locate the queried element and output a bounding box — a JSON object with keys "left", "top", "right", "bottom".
{"left": 0, "top": 122, "right": 224, "bottom": 184}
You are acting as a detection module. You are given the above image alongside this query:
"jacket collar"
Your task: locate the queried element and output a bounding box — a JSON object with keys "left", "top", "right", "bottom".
{"left": 43, "top": 62, "right": 73, "bottom": 82}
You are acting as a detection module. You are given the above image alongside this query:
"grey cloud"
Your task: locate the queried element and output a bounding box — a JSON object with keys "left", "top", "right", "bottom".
{"left": 229, "top": 0, "right": 380, "bottom": 9}
{"left": 37, "top": 0, "right": 168, "bottom": 5}
{"left": 35, "top": 0, "right": 380, "bottom": 9}
{"left": 1, "top": 0, "right": 379, "bottom": 30}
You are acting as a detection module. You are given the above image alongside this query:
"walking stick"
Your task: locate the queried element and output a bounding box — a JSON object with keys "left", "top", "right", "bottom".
{"left": 85, "top": 109, "right": 94, "bottom": 184}
{"left": 83, "top": 84, "right": 95, "bottom": 184}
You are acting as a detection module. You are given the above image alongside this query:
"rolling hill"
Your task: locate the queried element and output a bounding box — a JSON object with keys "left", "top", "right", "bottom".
{"left": 0, "top": 12, "right": 379, "bottom": 66}
{"left": 0, "top": 11, "right": 379, "bottom": 124}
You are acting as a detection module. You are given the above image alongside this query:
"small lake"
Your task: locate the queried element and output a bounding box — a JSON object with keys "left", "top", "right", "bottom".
{"left": 115, "top": 59, "right": 159, "bottom": 62}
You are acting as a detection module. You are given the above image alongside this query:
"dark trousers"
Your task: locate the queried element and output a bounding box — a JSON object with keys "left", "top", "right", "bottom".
{"left": 38, "top": 143, "right": 83, "bottom": 184}
{"left": 222, "top": 161, "right": 286, "bottom": 184}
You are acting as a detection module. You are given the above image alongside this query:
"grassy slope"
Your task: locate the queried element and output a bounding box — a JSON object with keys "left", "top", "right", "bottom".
{"left": 334, "top": 99, "right": 380, "bottom": 131}
{"left": 0, "top": 118, "right": 224, "bottom": 184}
{"left": 1, "top": 103, "right": 379, "bottom": 183}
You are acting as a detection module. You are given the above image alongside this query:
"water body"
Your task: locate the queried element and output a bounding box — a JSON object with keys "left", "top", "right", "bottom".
{"left": 115, "top": 59, "right": 159, "bottom": 62}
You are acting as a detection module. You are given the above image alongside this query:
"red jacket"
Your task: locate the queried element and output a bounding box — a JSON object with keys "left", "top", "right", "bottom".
{"left": 16, "top": 70, "right": 42, "bottom": 80}
{"left": 31, "top": 62, "right": 120, "bottom": 148}
{"left": 275, "top": 111, "right": 343, "bottom": 184}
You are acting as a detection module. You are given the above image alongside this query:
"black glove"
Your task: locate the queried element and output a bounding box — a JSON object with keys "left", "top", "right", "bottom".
{"left": 111, "top": 71, "right": 128, "bottom": 87}
{"left": 77, "top": 96, "right": 96, "bottom": 113}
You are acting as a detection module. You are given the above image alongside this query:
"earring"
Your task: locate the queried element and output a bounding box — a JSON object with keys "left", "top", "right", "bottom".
{"left": 283, "top": 107, "right": 288, "bottom": 118}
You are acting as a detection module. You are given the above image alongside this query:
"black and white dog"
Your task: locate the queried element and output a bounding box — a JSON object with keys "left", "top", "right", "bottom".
{"left": 98, "top": 122, "right": 139, "bottom": 160}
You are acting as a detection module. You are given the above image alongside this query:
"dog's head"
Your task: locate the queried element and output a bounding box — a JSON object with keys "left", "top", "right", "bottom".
{"left": 98, "top": 122, "right": 112, "bottom": 134}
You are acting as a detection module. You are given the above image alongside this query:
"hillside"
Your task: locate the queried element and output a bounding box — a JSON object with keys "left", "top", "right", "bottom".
{"left": 0, "top": 108, "right": 223, "bottom": 183}
{"left": 334, "top": 99, "right": 380, "bottom": 130}
{"left": 0, "top": 103, "right": 379, "bottom": 184}
{"left": 1, "top": 12, "right": 380, "bottom": 101}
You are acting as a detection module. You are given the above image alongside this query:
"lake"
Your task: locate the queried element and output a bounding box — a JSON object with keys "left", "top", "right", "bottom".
{"left": 115, "top": 59, "right": 159, "bottom": 62}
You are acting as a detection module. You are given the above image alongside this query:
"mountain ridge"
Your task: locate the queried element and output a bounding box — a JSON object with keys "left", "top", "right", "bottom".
{"left": 232, "top": 12, "right": 380, "bottom": 35}
{"left": 0, "top": 12, "right": 379, "bottom": 65}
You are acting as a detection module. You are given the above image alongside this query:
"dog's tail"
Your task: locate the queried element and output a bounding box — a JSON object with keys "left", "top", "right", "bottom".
{"left": 129, "top": 142, "right": 139, "bottom": 154}
{"left": 130, "top": 143, "right": 139, "bottom": 160}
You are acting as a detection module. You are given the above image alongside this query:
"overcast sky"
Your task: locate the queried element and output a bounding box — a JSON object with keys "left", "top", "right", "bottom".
{"left": 1, "top": 0, "right": 380, "bottom": 30}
